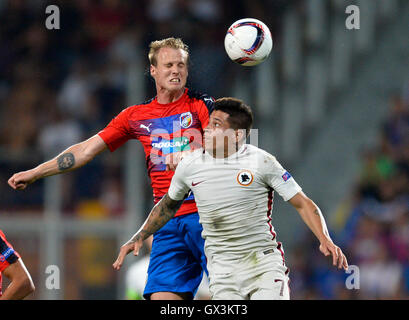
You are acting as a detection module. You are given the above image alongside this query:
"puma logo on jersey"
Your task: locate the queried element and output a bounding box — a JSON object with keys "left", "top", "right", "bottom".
{"left": 203, "top": 97, "right": 213, "bottom": 103}
{"left": 140, "top": 123, "right": 152, "bottom": 132}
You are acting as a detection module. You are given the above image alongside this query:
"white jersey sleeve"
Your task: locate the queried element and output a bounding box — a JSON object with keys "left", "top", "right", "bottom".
{"left": 167, "top": 157, "right": 191, "bottom": 201}
{"left": 261, "top": 153, "right": 302, "bottom": 201}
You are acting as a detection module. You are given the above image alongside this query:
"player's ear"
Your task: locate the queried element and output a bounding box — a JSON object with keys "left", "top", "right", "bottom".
{"left": 150, "top": 64, "right": 155, "bottom": 77}
{"left": 235, "top": 129, "right": 245, "bottom": 143}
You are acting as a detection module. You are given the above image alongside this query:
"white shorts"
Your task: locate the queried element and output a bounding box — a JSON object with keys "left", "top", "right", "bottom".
{"left": 206, "top": 248, "right": 290, "bottom": 300}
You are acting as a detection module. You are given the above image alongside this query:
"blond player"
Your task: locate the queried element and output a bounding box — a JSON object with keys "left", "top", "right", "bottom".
{"left": 113, "top": 97, "right": 348, "bottom": 300}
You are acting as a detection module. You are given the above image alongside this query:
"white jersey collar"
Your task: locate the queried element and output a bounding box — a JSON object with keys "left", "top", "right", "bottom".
{"left": 204, "top": 143, "right": 247, "bottom": 160}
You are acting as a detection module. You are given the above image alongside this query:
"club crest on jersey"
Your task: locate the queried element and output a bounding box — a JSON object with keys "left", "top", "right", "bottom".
{"left": 237, "top": 170, "right": 254, "bottom": 186}
{"left": 180, "top": 112, "right": 193, "bottom": 129}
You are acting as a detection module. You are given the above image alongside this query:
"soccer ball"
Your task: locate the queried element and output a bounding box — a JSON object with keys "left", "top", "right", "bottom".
{"left": 224, "top": 18, "right": 273, "bottom": 66}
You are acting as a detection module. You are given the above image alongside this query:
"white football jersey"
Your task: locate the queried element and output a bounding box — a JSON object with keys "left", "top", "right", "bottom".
{"left": 168, "top": 144, "right": 302, "bottom": 258}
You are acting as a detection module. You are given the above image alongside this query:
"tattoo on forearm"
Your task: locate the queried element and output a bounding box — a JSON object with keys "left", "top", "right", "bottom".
{"left": 134, "top": 194, "right": 183, "bottom": 241}
{"left": 57, "top": 153, "right": 75, "bottom": 171}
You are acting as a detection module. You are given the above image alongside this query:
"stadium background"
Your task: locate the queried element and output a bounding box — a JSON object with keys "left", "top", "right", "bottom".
{"left": 0, "top": 0, "right": 408, "bottom": 299}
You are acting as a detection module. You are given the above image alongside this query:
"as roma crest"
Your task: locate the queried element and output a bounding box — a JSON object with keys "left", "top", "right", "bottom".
{"left": 237, "top": 170, "right": 254, "bottom": 186}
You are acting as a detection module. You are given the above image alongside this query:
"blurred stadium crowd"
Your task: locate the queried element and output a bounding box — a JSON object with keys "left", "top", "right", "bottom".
{"left": 0, "top": 0, "right": 292, "bottom": 213}
{"left": 0, "top": 0, "right": 408, "bottom": 299}
{"left": 290, "top": 93, "right": 409, "bottom": 299}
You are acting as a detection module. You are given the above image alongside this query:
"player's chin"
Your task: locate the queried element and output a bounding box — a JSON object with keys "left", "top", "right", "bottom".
{"left": 164, "top": 85, "right": 181, "bottom": 94}
{"left": 203, "top": 142, "right": 213, "bottom": 154}
{"left": 169, "top": 78, "right": 186, "bottom": 87}
{"left": 203, "top": 137, "right": 210, "bottom": 148}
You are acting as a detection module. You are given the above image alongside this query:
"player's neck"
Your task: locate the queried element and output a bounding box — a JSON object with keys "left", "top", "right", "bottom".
{"left": 156, "top": 88, "right": 185, "bottom": 104}
{"left": 209, "top": 142, "right": 245, "bottom": 159}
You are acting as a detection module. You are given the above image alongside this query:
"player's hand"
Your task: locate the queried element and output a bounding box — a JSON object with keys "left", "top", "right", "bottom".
{"left": 8, "top": 170, "right": 38, "bottom": 190}
{"left": 112, "top": 239, "right": 143, "bottom": 271}
{"left": 165, "top": 150, "right": 189, "bottom": 171}
{"left": 319, "top": 238, "right": 348, "bottom": 271}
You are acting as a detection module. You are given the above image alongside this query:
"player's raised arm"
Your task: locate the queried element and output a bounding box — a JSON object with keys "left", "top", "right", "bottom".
{"left": 8, "top": 134, "right": 108, "bottom": 190}
{"left": 289, "top": 192, "right": 348, "bottom": 271}
{"left": 113, "top": 193, "right": 184, "bottom": 270}
{"left": 0, "top": 258, "right": 35, "bottom": 300}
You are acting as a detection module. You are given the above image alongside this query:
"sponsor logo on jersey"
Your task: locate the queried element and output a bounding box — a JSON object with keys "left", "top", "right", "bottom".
{"left": 180, "top": 112, "right": 193, "bottom": 129}
{"left": 151, "top": 137, "right": 190, "bottom": 154}
{"left": 192, "top": 180, "right": 205, "bottom": 186}
{"left": 282, "top": 171, "right": 291, "bottom": 182}
{"left": 1, "top": 248, "right": 14, "bottom": 261}
{"left": 237, "top": 170, "right": 254, "bottom": 186}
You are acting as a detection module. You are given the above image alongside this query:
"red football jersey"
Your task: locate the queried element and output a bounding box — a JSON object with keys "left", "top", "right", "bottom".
{"left": 98, "top": 88, "right": 214, "bottom": 217}
{"left": 0, "top": 230, "right": 20, "bottom": 297}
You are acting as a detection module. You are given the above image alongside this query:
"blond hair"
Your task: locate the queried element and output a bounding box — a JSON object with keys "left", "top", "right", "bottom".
{"left": 148, "top": 37, "right": 189, "bottom": 66}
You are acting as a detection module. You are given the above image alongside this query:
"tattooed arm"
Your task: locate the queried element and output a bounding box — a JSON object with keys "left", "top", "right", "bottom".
{"left": 289, "top": 192, "right": 348, "bottom": 270}
{"left": 8, "top": 135, "right": 107, "bottom": 190}
{"left": 113, "top": 194, "right": 184, "bottom": 270}
{"left": 129, "top": 194, "right": 183, "bottom": 243}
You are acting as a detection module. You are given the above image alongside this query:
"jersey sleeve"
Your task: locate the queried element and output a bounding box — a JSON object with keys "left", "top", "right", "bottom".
{"left": 97, "top": 107, "right": 133, "bottom": 152}
{"left": 196, "top": 94, "right": 214, "bottom": 129}
{"left": 0, "top": 231, "right": 20, "bottom": 272}
{"left": 261, "top": 154, "right": 302, "bottom": 201}
{"left": 167, "top": 158, "right": 191, "bottom": 201}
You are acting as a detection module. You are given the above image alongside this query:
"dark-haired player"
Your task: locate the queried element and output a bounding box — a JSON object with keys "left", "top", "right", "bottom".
{"left": 114, "top": 97, "right": 348, "bottom": 300}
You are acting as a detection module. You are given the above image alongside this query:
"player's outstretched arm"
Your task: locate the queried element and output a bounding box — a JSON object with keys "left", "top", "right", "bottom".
{"left": 8, "top": 134, "right": 108, "bottom": 190}
{"left": 289, "top": 192, "right": 348, "bottom": 271}
{"left": 113, "top": 193, "right": 184, "bottom": 270}
{"left": 0, "top": 259, "right": 35, "bottom": 300}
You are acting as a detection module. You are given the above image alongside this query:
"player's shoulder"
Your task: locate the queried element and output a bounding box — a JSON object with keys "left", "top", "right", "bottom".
{"left": 178, "top": 148, "right": 205, "bottom": 169}
{"left": 186, "top": 88, "right": 215, "bottom": 110}
{"left": 0, "top": 230, "right": 19, "bottom": 266}
{"left": 116, "top": 97, "right": 156, "bottom": 117}
{"left": 243, "top": 144, "right": 282, "bottom": 169}
{"left": 186, "top": 88, "right": 213, "bottom": 102}
{"left": 244, "top": 144, "right": 275, "bottom": 159}
{"left": 124, "top": 96, "right": 156, "bottom": 110}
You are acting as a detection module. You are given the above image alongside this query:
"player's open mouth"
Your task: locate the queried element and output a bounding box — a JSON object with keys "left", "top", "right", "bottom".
{"left": 170, "top": 78, "right": 180, "bottom": 83}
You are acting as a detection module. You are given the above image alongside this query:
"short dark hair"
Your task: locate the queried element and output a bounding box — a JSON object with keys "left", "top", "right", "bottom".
{"left": 213, "top": 97, "right": 253, "bottom": 137}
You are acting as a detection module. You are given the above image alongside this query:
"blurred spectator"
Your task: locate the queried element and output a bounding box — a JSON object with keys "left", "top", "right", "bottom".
{"left": 0, "top": 76, "right": 43, "bottom": 155}
{"left": 99, "top": 172, "right": 125, "bottom": 215}
{"left": 387, "top": 213, "right": 409, "bottom": 264}
{"left": 315, "top": 89, "right": 409, "bottom": 299}
{"left": 57, "top": 60, "right": 95, "bottom": 121}
{"left": 382, "top": 95, "right": 409, "bottom": 161}
{"left": 359, "top": 242, "right": 403, "bottom": 299}
{"left": 38, "top": 107, "right": 83, "bottom": 158}
{"left": 83, "top": 0, "right": 132, "bottom": 52}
